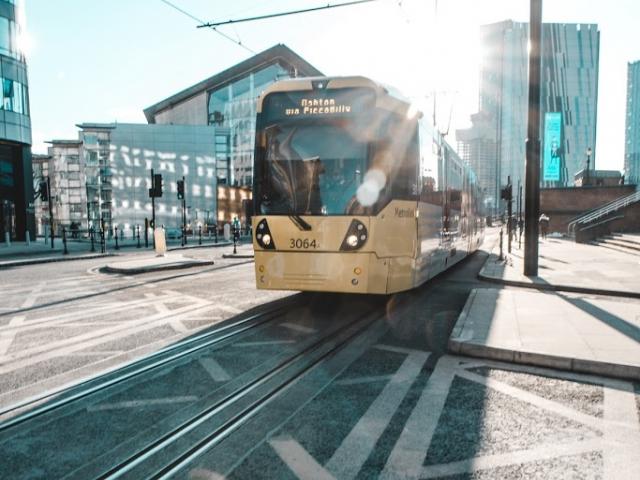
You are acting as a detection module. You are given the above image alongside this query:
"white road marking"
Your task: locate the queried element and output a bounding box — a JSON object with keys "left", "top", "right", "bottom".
{"left": 216, "top": 304, "right": 243, "bottom": 315}
{"left": 334, "top": 375, "right": 394, "bottom": 386}
{"left": 232, "top": 340, "right": 295, "bottom": 348}
{"left": 269, "top": 436, "right": 335, "bottom": 480}
{"left": 186, "top": 468, "right": 226, "bottom": 480}
{"left": 0, "top": 301, "right": 213, "bottom": 374}
{"left": 280, "top": 322, "right": 317, "bottom": 334}
{"left": 603, "top": 382, "right": 640, "bottom": 478}
{"left": 0, "top": 316, "right": 25, "bottom": 356}
{"left": 199, "top": 357, "right": 232, "bottom": 382}
{"left": 65, "top": 350, "right": 124, "bottom": 357}
{"left": 0, "top": 294, "right": 182, "bottom": 335}
{"left": 457, "top": 369, "right": 603, "bottom": 430}
{"left": 19, "top": 282, "right": 45, "bottom": 309}
{"left": 381, "top": 355, "right": 459, "bottom": 479}
{"left": 88, "top": 396, "right": 198, "bottom": 411}
{"left": 420, "top": 439, "right": 603, "bottom": 478}
{"left": 457, "top": 356, "right": 629, "bottom": 389}
{"left": 374, "top": 344, "right": 430, "bottom": 356}
{"left": 326, "top": 351, "right": 430, "bottom": 479}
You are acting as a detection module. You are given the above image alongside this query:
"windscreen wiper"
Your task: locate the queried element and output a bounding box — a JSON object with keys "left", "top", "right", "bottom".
{"left": 289, "top": 215, "right": 312, "bottom": 231}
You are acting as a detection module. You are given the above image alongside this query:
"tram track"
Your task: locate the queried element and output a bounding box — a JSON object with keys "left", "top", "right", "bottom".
{"left": 0, "top": 294, "right": 302, "bottom": 428}
{"left": 91, "top": 308, "right": 382, "bottom": 480}
{"left": 0, "top": 293, "right": 383, "bottom": 480}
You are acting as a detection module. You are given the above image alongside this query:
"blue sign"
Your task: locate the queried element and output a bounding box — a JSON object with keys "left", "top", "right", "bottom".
{"left": 543, "top": 112, "right": 562, "bottom": 181}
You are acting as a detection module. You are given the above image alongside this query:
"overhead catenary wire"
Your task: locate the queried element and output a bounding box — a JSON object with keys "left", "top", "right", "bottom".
{"left": 197, "top": 0, "right": 381, "bottom": 28}
{"left": 158, "top": 0, "right": 256, "bottom": 54}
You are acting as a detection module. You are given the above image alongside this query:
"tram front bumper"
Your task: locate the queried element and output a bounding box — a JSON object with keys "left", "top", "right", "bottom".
{"left": 254, "top": 251, "right": 389, "bottom": 294}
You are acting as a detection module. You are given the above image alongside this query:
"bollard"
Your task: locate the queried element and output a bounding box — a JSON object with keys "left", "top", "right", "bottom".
{"left": 90, "top": 228, "right": 95, "bottom": 252}
{"left": 144, "top": 218, "right": 149, "bottom": 248}
{"left": 499, "top": 227, "right": 504, "bottom": 260}
{"left": 137, "top": 225, "right": 141, "bottom": 248}
{"left": 114, "top": 226, "right": 120, "bottom": 250}
{"left": 233, "top": 226, "right": 238, "bottom": 255}
{"left": 26, "top": 230, "right": 30, "bottom": 246}
{"left": 198, "top": 225, "right": 202, "bottom": 245}
{"left": 100, "top": 228, "right": 106, "bottom": 253}
{"left": 4, "top": 231, "right": 10, "bottom": 247}
{"left": 62, "top": 228, "right": 68, "bottom": 255}
{"left": 214, "top": 225, "right": 218, "bottom": 244}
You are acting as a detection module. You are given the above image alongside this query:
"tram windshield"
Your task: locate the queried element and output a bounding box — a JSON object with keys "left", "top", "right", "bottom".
{"left": 258, "top": 120, "right": 369, "bottom": 215}
{"left": 255, "top": 87, "right": 418, "bottom": 216}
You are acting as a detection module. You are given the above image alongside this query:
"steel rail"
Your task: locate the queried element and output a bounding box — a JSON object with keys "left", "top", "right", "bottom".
{"left": 97, "top": 311, "right": 379, "bottom": 480}
{"left": 0, "top": 297, "right": 300, "bottom": 431}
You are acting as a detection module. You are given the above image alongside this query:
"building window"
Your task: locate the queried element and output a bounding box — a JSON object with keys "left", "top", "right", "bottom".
{"left": 0, "top": 159, "right": 14, "bottom": 187}
{"left": 0, "top": 77, "right": 28, "bottom": 115}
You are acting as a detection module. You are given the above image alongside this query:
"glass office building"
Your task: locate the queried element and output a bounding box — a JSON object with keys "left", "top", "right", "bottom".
{"left": 0, "top": 0, "right": 32, "bottom": 241}
{"left": 625, "top": 60, "right": 640, "bottom": 186}
{"left": 144, "top": 44, "right": 323, "bottom": 188}
{"left": 457, "top": 21, "right": 600, "bottom": 213}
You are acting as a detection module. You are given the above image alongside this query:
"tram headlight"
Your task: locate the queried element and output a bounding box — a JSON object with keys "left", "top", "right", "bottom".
{"left": 255, "top": 219, "right": 276, "bottom": 250}
{"left": 340, "top": 219, "right": 368, "bottom": 251}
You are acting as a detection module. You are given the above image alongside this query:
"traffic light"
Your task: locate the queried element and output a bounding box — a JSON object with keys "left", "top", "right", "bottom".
{"left": 39, "top": 180, "right": 49, "bottom": 202}
{"left": 177, "top": 179, "right": 184, "bottom": 200}
{"left": 149, "top": 173, "right": 163, "bottom": 198}
{"left": 500, "top": 184, "right": 512, "bottom": 201}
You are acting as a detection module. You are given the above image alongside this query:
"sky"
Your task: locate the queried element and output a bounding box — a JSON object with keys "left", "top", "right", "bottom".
{"left": 25, "top": 0, "right": 640, "bottom": 172}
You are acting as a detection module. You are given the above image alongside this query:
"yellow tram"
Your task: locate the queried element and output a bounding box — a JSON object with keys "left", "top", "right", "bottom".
{"left": 252, "top": 76, "right": 484, "bottom": 294}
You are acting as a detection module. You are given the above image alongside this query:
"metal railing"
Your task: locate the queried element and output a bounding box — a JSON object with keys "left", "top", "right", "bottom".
{"left": 567, "top": 190, "right": 640, "bottom": 236}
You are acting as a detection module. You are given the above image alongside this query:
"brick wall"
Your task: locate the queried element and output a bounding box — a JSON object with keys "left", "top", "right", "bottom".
{"left": 540, "top": 185, "right": 637, "bottom": 233}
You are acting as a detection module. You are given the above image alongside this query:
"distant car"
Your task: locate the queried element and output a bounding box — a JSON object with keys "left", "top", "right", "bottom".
{"left": 165, "top": 227, "right": 182, "bottom": 239}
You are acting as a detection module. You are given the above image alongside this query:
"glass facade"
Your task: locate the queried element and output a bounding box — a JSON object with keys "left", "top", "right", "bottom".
{"left": 0, "top": 13, "right": 22, "bottom": 61}
{"left": 1, "top": 77, "right": 28, "bottom": 114}
{"left": 0, "top": 0, "right": 32, "bottom": 240}
{"left": 207, "top": 62, "right": 291, "bottom": 187}
{"left": 458, "top": 21, "right": 600, "bottom": 213}
{"left": 625, "top": 61, "right": 640, "bottom": 185}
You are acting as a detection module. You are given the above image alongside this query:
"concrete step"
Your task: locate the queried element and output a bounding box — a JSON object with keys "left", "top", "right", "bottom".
{"left": 601, "top": 238, "right": 640, "bottom": 252}
{"left": 610, "top": 233, "right": 640, "bottom": 247}
{"left": 591, "top": 240, "right": 640, "bottom": 257}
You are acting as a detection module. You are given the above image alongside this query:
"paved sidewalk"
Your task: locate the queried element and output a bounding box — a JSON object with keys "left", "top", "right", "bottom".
{"left": 103, "top": 253, "right": 214, "bottom": 274}
{"left": 480, "top": 236, "right": 640, "bottom": 298}
{"left": 450, "top": 288, "right": 640, "bottom": 380}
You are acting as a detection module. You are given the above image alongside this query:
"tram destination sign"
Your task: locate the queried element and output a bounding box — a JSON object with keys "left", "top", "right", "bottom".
{"left": 263, "top": 87, "right": 375, "bottom": 122}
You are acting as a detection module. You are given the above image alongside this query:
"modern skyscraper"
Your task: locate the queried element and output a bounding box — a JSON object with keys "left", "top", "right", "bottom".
{"left": 457, "top": 20, "right": 600, "bottom": 213}
{"left": 625, "top": 60, "right": 640, "bottom": 186}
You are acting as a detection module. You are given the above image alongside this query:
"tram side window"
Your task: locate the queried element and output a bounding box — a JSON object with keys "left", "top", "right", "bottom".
{"left": 377, "top": 119, "right": 418, "bottom": 201}
{"left": 419, "top": 124, "right": 441, "bottom": 206}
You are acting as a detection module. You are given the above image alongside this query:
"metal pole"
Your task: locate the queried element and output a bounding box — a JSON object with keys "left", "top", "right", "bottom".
{"left": 137, "top": 225, "right": 141, "bottom": 248}
{"left": 90, "top": 227, "right": 95, "bottom": 252}
{"left": 150, "top": 169, "right": 156, "bottom": 249}
{"left": 182, "top": 176, "right": 187, "bottom": 246}
{"left": 507, "top": 176, "right": 512, "bottom": 254}
{"left": 62, "top": 227, "right": 68, "bottom": 254}
{"left": 114, "top": 226, "right": 119, "bottom": 250}
{"left": 524, "top": 0, "right": 542, "bottom": 277}
{"left": 47, "top": 176, "right": 54, "bottom": 249}
{"left": 198, "top": 225, "right": 202, "bottom": 245}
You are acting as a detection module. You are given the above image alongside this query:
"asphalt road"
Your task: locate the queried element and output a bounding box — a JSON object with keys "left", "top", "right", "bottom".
{"left": 0, "top": 238, "right": 638, "bottom": 479}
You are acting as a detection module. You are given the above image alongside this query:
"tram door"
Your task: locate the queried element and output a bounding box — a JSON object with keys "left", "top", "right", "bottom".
{"left": 0, "top": 199, "right": 15, "bottom": 241}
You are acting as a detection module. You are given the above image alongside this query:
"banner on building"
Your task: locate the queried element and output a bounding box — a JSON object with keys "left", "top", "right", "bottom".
{"left": 543, "top": 112, "right": 562, "bottom": 181}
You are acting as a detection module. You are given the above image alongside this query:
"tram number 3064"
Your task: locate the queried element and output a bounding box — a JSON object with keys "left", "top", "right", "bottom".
{"left": 289, "top": 238, "right": 318, "bottom": 249}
